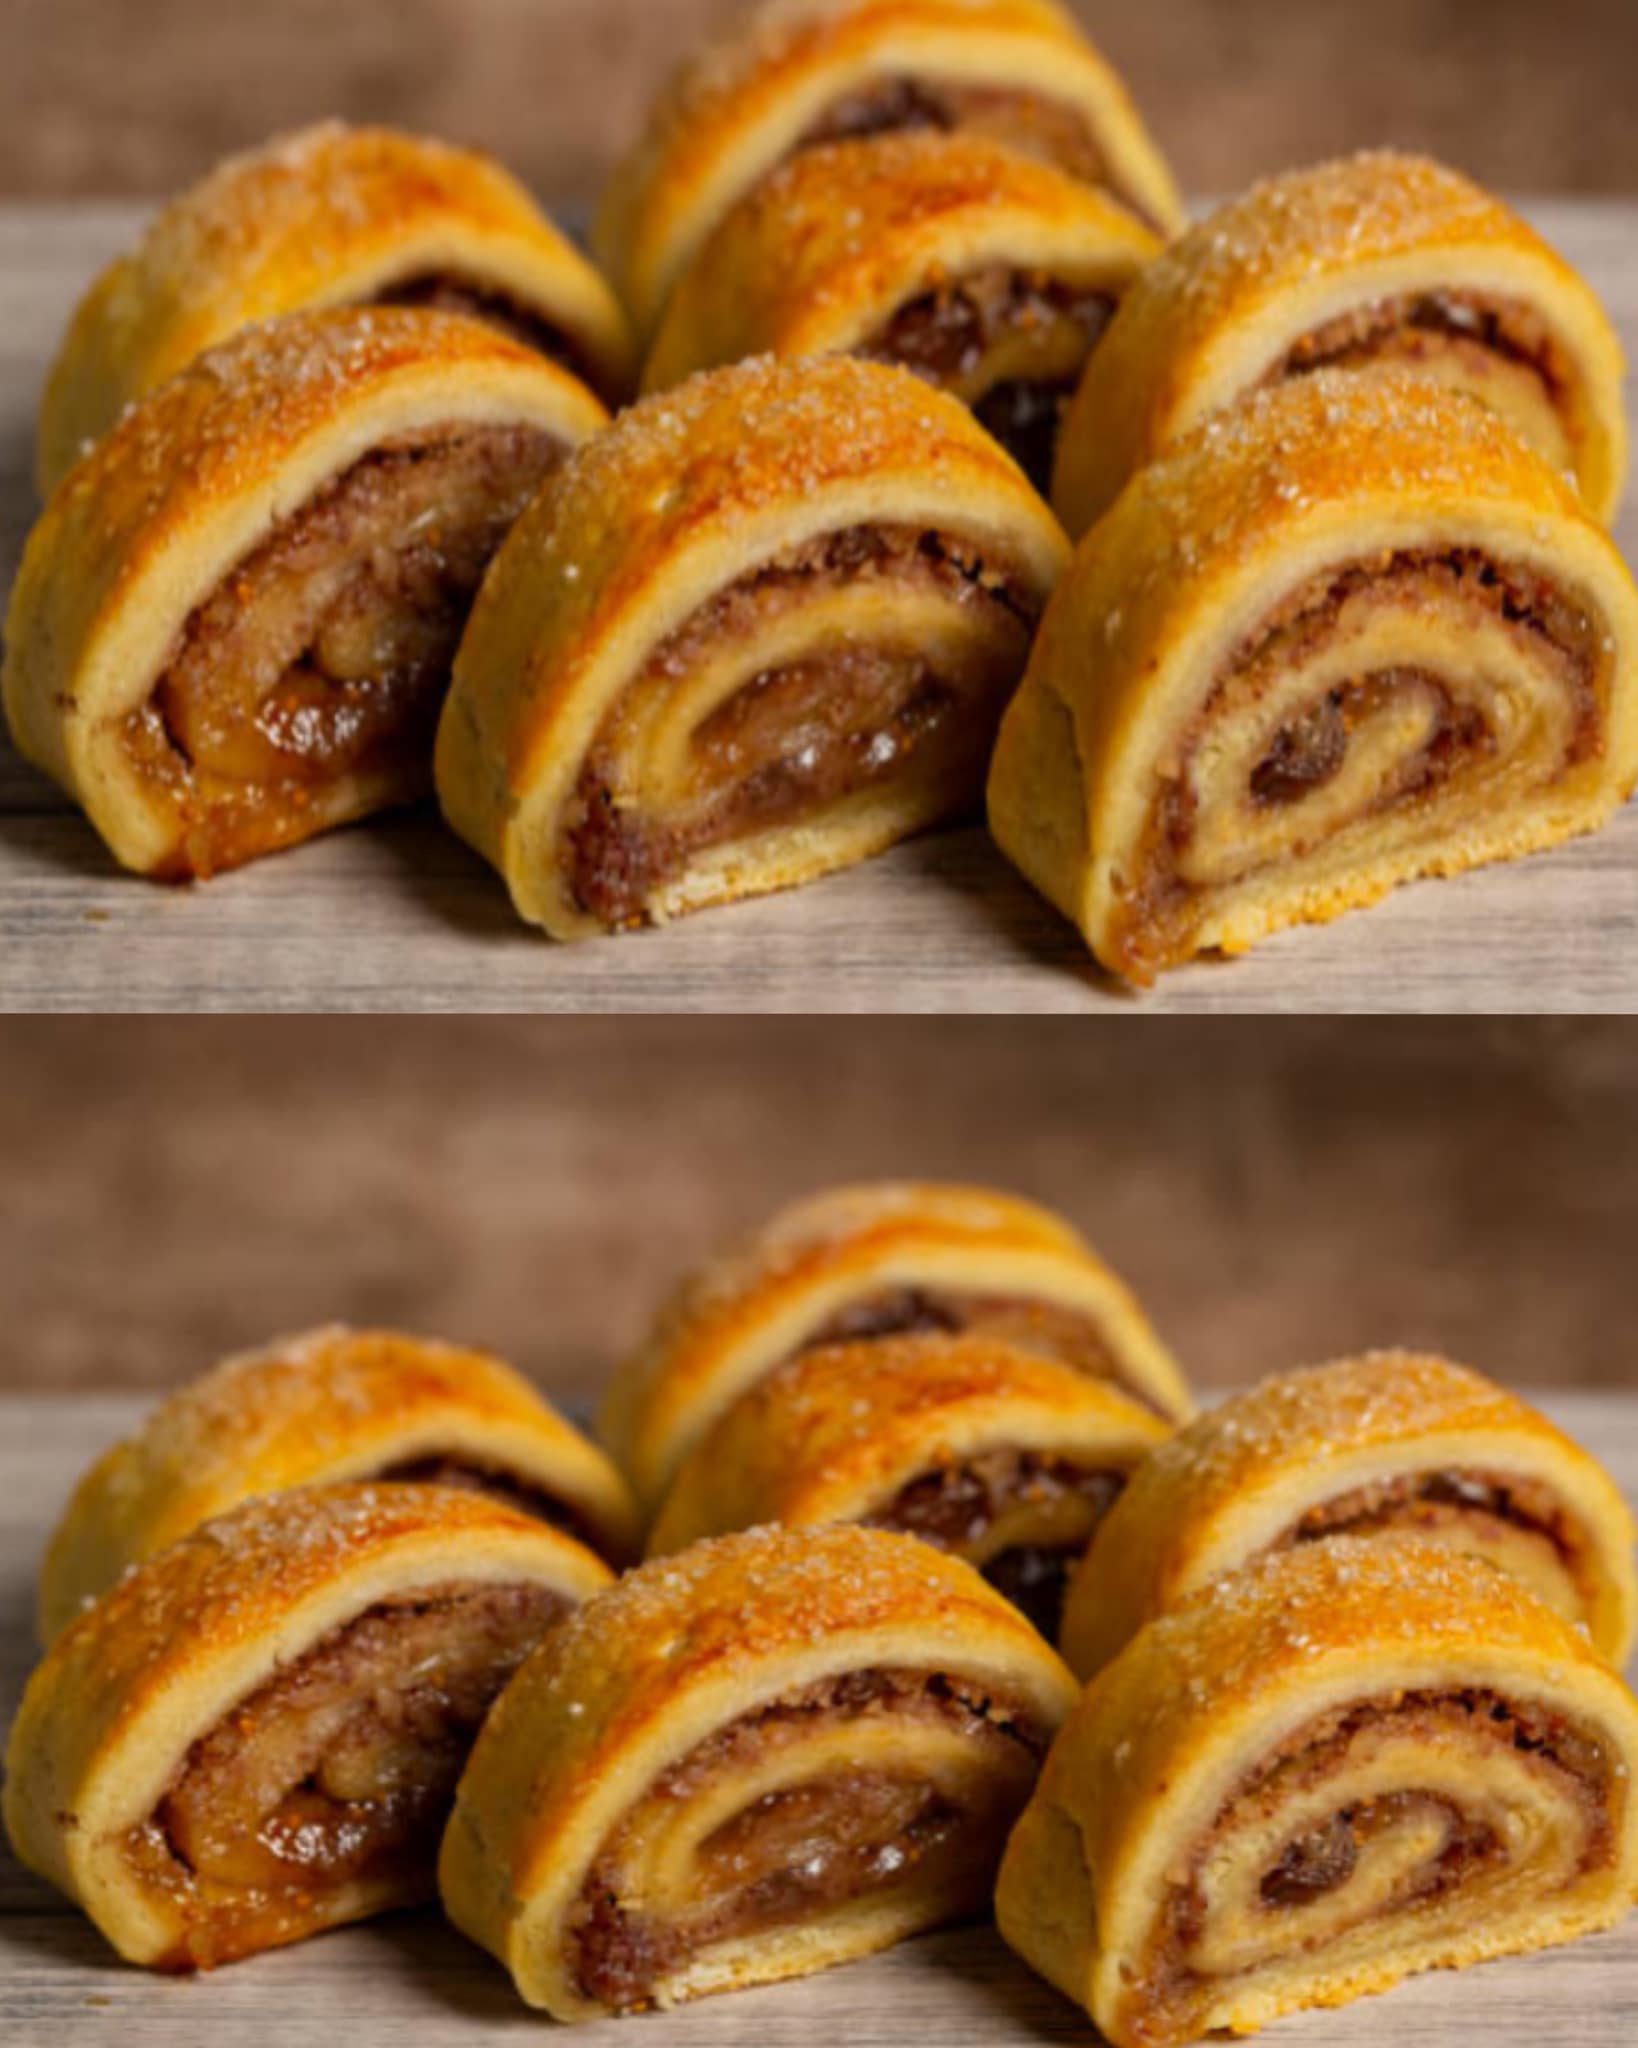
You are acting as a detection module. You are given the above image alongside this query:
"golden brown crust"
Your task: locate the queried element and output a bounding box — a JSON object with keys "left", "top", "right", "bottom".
{"left": 38, "top": 121, "right": 634, "bottom": 491}
{"left": 38, "top": 1324, "right": 642, "bottom": 1641}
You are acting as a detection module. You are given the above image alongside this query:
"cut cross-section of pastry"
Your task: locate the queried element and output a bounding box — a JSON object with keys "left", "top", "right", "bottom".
{"left": 989, "top": 371, "right": 1638, "bottom": 984}
{"left": 1059, "top": 1351, "right": 1637, "bottom": 1681}
{"left": 643, "top": 131, "right": 1161, "bottom": 494}
{"left": 2, "top": 1484, "right": 613, "bottom": 1971}
{"left": 600, "top": 1180, "right": 1190, "bottom": 1510}
{"left": 37, "top": 121, "right": 634, "bottom": 493}
{"left": 596, "top": 0, "right": 1184, "bottom": 338}
{"left": 37, "top": 1324, "right": 641, "bottom": 1642}
{"left": 436, "top": 354, "right": 1070, "bottom": 937}
{"left": 647, "top": 1333, "right": 1172, "bottom": 1639}
{"left": 1053, "top": 151, "right": 1627, "bottom": 537}
{"left": 440, "top": 1521, "right": 1078, "bottom": 2015}
{"left": 998, "top": 1539, "right": 1638, "bottom": 2048}
{"left": 4, "top": 307, "right": 608, "bottom": 880}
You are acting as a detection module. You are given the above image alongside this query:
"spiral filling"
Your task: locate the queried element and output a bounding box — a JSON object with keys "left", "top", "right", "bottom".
{"left": 125, "top": 421, "right": 563, "bottom": 878}
{"left": 372, "top": 275, "right": 612, "bottom": 398}
{"left": 378, "top": 1455, "right": 612, "bottom": 1556}
{"left": 125, "top": 1579, "right": 564, "bottom": 1969}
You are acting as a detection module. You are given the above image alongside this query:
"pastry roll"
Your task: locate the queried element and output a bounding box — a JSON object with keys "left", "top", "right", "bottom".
{"left": 600, "top": 1180, "right": 1190, "bottom": 1509}
{"left": 596, "top": 0, "right": 1184, "bottom": 338}
{"left": 4, "top": 307, "right": 607, "bottom": 879}
{"left": 439, "top": 1521, "right": 1078, "bottom": 2014}
{"left": 643, "top": 131, "right": 1161, "bottom": 493}
{"left": 647, "top": 1332, "right": 1171, "bottom": 1638}
{"left": 435, "top": 354, "right": 1069, "bottom": 936}
{"left": 997, "top": 1539, "right": 1638, "bottom": 2048}
{"left": 37, "top": 121, "right": 634, "bottom": 493}
{"left": 38, "top": 1324, "right": 641, "bottom": 1641}
{"left": 2, "top": 1484, "right": 613, "bottom": 1970}
{"left": 988, "top": 371, "right": 1638, "bottom": 983}
{"left": 1054, "top": 151, "right": 1627, "bottom": 538}
{"left": 1059, "top": 1352, "right": 1637, "bottom": 1682}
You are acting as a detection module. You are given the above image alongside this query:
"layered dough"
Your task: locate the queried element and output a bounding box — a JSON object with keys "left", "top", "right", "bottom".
{"left": 435, "top": 354, "right": 1070, "bottom": 937}
{"left": 599, "top": 1180, "right": 1192, "bottom": 1509}
{"left": 644, "top": 131, "right": 1160, "bottom": 493}
{"left": 37, "top": 121, "right": 634, "bottom": 492}
{"left": 2, "top": 1485, "right": 613, "bottom": 1969}
{"left": 988, "top": 370, "right": 1638, "bottom": 983}
{"left": 595, "top": 0, "right": 1184, "bottom": 337}
{"left": 998, "top": 1540, "right": 1638, "bottom": 2048}
{"left": 38, "top": 1324, "right": 641, "bottom": 1641}
{"left": 647, "top": 1332, "right": 1171, "bottom": 1639}
{"left": 439, "top": 1521, "right": 1078, "bottom": 2015}
{"left": 1059, "top": 1352, "right": 1637, "bottom": 1682}
{"left": 1053, "top": 152, "right": 1627, "bottom": 537}
{"left": 4, "top": 307, "right": 608, "bottom": 878}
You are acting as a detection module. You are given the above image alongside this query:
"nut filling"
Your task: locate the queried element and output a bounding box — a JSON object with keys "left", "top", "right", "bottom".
{"left": 800, "top": 1285, "right": 1138, "bottom": 1397}
{"left": 371, "top": 276, "right": 612, "bottom": 400}
{"left": 377, "top": 1456, "right": 609, "bottom": 1555}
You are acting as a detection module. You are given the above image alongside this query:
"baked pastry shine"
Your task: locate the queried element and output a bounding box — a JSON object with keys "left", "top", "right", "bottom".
{"left": 439, "top": 1521, "right": 1078, "bottom": 2015}
{"left": 4, "top": 307, "right": 608, "bottom": 879}
{"left": 988, "top": 370, "right": 1638, "bottom": 983}
{"left": 1054, "top": 151, "right": 1628, "bottom": 538}
{"left": 596, "top": 0, "right": 1184, "bottom": 337}
{"left": 599, "top": 1180, "right": 1190, "bottom": 1509}
{"left": 37, "top": 121, "right": 634, "bottom": 492}
{"left": 3, "top": 1484, "right": 613, "bottom": 1970}
{"left": 998, "top": 1540, "right": 1638, "bottom": 2047}
{"left": 1059, "top": 1351, "right": 1637, "bottom": 1680}
{"left": 646, "top": 1332, "right": 1171, "bottom": 1638}
{"left": 643, "top": 131, "right": 1161, "bottom": 494}
{"left": 435, "top": 354, "right": 1069, "bottom": 937}
{"left": 37, "top": 1324, "right": 642, "bottom": 1641}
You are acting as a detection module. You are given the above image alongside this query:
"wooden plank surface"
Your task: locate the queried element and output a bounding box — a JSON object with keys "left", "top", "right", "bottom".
{"left": 1, "top": 1391, "right": 1636, "bottom": 2042}
{"left": 2, "top": 204, "right": 1637, "bottom": 1014}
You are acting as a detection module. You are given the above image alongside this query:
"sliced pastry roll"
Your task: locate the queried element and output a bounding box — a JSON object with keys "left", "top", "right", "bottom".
{"left": 4, "top": 308, "right": 607, "bottom": 879}
{"left": 600, "top": 1180, "right": 1190, "bottom": 1509}
{"left": 643, "top": 131, "right": 1161, "bottom": 493}
{"left": 989, "top": 371, "right": 1638, "bottom": 983}
{"left": 596, "top": 0, "right": 1184, "bottom": 337}
{"left": 1054, "top": 151, "right": 1627, "bottom": 538}
{"left": 2, "top": 1485, "right": 613, "bottom": 1970}
{"left": 439, "top": 1521, "right": 1077, "bottom": 2015}
{"left": 37, "top": 121, "right": 634, "bottom": 493}
{"left": 998, "top": 1540, "right": 1638, "bottom": 2048}
{"left": 647, "top": 1333, "right": 1171, "bottom": 1638}
{"left": 435, "top": 354, "right": 1069, "bottom": 936}
{"left": 1059, "top": 1352, "right": 1637, "bottom": 1681}
{"left": 38, "top": 1324, "right": 641, "bottom": 1641}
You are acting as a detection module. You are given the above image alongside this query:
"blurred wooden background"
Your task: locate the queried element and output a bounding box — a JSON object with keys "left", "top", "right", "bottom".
{"left": 0, "top": 1018, "right": 1633, "bottom": 1401}
{"left": 6, "top": 0, "right": 1638, "bottom": 209}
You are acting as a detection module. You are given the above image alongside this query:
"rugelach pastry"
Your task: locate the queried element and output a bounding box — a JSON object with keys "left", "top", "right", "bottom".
{"left": 600, "top": 1180, "right": 1190, "bottom": 1508}
{"left": 643, "top": 131, "right": 1161, "bottom": 492}
{"left": 37, "top": 1324, "right": 641, "bottom": 1641}
{"left": 1059, "top": 1351, "right": 1637, "bottom": 1680}
{"left": 1054, "top": 151, "right": 1627, "bottom": 537}
{"left": 3, "top": 1484, "right": 613, "bottom": 1970}
{"left": 4, "top": 307, "right": 607, "bottom": 879}
{"left": 439, "top": 1521, "right": 1078, "bottom": 2015}
{"left": 988, "top": 371, "right": 1638, "bottom": 983}
{"left": 37, "top": 120, "right": 634, "bottom": 492}
{"left": 997, "top": 1540, "right": 1638, "bottom": 2047}
{"left": 435, "top": 354, "right": 1069, "bottom": 938}
{"left": 647, "top": 1332, "right": 1170, "bottom": 1637}
{"left": 596, "top": 0, "right": 1184, "bottom": 337}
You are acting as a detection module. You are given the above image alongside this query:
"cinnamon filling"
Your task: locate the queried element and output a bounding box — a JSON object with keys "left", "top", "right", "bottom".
{"left": 125, "top": 421, "right": 562, "bottom": 878}
{"left": 371, "top": 275, "right": 613, "bottom": 401}
{"left": 569, "top": 1667, "right": 1048, "bottom": 2010}
{"left": 377, "top": 1456, "right": 611, "bottom": 1557}
{"left": 564, "top": 525, "right": 1040, "bottom": 927}
{"left": 125, "top": 1578, "right": 564, "bottom": 1969}
{"left": 799, "top": 1285, "right": 1136, "bottom": 1396}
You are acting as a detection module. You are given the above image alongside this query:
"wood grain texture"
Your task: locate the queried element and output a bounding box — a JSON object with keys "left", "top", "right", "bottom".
{"left": 2, "top": 1390, "right": 1636, "bottom": 2042}
{"left": 2, "top": 204, "right": 1637, "bottom": 1013}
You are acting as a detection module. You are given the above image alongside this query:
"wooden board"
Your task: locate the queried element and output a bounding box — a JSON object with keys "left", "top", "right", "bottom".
{"left": 2, "top": 1390, "right": 1637, "bottom": 2044}
{"left": 2, "top": 203, "right": 1638, "bottom": 1014}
